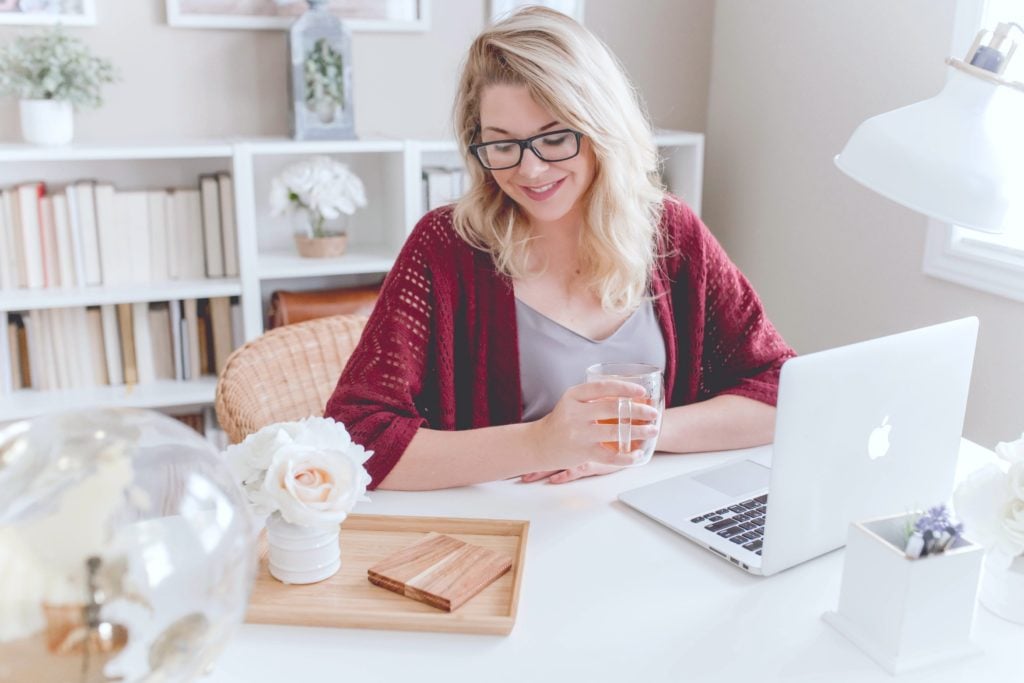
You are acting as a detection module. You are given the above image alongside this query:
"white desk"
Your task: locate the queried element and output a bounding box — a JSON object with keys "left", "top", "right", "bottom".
{"left": 206, "top": 439, "right": 1020, "bottom": 683}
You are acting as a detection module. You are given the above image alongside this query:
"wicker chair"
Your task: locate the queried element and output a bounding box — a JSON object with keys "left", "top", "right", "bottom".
{"left": 215, "top": 314, "right": 367, "bottom": 445}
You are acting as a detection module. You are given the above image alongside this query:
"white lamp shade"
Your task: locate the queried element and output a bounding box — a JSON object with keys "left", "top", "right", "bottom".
{"left": 835, "top": 68, "right": 1024, "bottom": 234}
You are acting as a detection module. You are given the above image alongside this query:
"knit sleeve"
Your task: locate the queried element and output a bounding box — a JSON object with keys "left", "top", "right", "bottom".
{"left": 323, "top": 211, "right": 447, "bottom": 488}
{"left": 686, "top": 205, "right": 796, "bottom": 405}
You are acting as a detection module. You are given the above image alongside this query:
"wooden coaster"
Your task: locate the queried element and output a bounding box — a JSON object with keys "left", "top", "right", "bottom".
{"left": 367, "top": 532, "right": 513, "bottom": 612}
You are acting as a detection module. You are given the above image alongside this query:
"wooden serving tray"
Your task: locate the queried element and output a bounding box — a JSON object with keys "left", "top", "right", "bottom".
{"left": 245, "top": 514, "right": 529, "bottom": 635}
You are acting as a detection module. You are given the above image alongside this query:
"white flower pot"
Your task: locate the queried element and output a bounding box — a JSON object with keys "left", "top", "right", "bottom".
{"left": 265, "top": 510, "right": 341, "bottom": 585}
{"left": 978, "top": 552, "right": 1024, "bottom": 624}
{"left": 19, "top": 99, "right": 74, "bottom": 146}
{"left": 822, "top": 513, "right": 984, "bottom": 674}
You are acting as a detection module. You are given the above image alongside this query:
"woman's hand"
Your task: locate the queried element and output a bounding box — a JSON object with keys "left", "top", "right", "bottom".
{"left": 524, "top": 379, "right": 659, "bottom": 474}
{"left": 521, "top": 461, "right": 626, "bottom": 484}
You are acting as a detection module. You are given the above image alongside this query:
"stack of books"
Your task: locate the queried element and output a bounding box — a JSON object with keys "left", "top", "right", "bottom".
{"left": 0, "top": 173, "right": 238, "bottom": 290}
{"left": 422, "top": 165, "right": 468, "bottom": 211}
{"left": 3, "top": 297, "right": 242, "bottom": 393}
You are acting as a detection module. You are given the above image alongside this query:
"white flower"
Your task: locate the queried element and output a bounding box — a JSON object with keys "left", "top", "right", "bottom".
{"left": 224, "top": 417, "right": 372, "bottom": 528}
{"left": 268, "top": 156, "right": 367, "bottom": 221}
{"left": 954, "top": 462, "right": 1024, "bottom": 558}
{"left": 996, "top": 433, "right": 1024, "bottom": 465}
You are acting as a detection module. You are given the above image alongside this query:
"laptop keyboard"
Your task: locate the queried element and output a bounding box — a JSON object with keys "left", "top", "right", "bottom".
{"left": 689, "top": 494, "right": 768, "bottom": 555}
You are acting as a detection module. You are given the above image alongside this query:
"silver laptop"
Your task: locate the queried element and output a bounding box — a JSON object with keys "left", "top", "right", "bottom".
{"left": 618, "top": 317, "right": 978, "bottom": 576}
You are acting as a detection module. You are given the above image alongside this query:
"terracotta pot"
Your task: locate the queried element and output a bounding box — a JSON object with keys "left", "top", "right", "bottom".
{"left": 294, "top": 233, "right": 348, "bottom": 258}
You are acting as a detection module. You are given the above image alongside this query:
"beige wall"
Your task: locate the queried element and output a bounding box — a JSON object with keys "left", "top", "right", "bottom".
{"left": 0, "top": 0, "right": 712, "bottom": 142}
{"left": 703, "top": 0, "right": 1024, "bottom": 447}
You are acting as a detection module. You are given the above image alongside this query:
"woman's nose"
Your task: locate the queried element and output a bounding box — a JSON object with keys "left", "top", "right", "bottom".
{"left": 516, "top": 146, "right": 550, "bottom": 177}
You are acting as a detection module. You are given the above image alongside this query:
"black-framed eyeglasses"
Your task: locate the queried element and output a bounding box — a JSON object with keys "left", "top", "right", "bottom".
{"left": 469, "top": 129, "right": 583, "bottom": 170}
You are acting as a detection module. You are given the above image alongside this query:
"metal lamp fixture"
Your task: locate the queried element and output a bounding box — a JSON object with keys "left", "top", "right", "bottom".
{"left": 835, "top": 22, "right": 1024, "bottom": 234}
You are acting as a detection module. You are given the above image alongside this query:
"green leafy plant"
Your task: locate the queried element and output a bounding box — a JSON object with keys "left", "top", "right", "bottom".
{"left": 0, "top": 27, "right": 118, "bottom": 109}
{"left": 304, "top": 38, "right": 345, "bottom": 118}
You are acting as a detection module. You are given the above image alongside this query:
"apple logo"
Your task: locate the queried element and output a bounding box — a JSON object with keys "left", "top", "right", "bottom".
{"left": 868, "top": 415, "right": 892, "bottom": 460}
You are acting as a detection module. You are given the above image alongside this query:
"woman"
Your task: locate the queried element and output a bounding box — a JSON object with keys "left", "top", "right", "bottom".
{"left": 325, "top": 7, "right": 795, "bottom": 490}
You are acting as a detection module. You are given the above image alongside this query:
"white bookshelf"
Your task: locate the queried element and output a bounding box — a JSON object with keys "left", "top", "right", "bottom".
{"left": 0, "top": 130, "right": 704, "bottom": 421}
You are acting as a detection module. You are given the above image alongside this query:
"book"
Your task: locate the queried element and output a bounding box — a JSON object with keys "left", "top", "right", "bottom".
{"left": 148, "top": 303, "right": 175, "bottom": 380}
{"left": 183, "top": 298, "right": 200, "bottom": 380}
{"left": 230, "top": 297, "right": 244, "bottom": 350}
{"left": 169, "top": 299, "right": 184, "bottom": 381}
{"left": 208, "top": 296, "right": 233, "bottom": 376}
{"left": 15, "top": 182, "right": 45, "bottom": 289}
{"left": 174, "top": 189, "right": 205, "bottom": 280}
{"left": 52, "top": 193, "right": 77, "bottom": 288}
{"left": 147, "top": 191, "right": 170, "bottom": 282}
{"left": 7, "top": 317, "right": 22, "bottom": 390}
{"left": 132, "top": 301, "right": 156, "bottom": 384}
{"left": 94, "top": 183, "right": 123, "bottom": 286}
{"left": 37, "top": 196, "right": 60, "bottom": 288}
{"left": 197, "top": 300, "right": 211, "bottom": 376}
{"left": 117, "top": 191, "right": 151, "bottom": 285}
{"left": 72, "top": 181, "right": 103, "bottom": 286}
{"left": 64, "top": 186, "right": 88, "bottom": 288}
{"left": 0, "top": 189, "right": 24, "bottom": 288}
{"left": 100, "top": 304, "right": 123, "bottom": 386}
{"left": 16, "top": 317, "right": 30, "bottom": 389}
{"left": 65, "top": 307, "right": 92, "bottom": 389}
{"left": 85, "top": 307, "right": 109, "bottom": 386}
{"left": 0, "top": 190, "right": 18, "bottom": 290}
{"left": 45, "top": 309, "right": 69, "bottom": 389}
{"left": 36, "top": 309, "right": 58, "bottom": 389}
{"left": 199, "top": 175, "right": 225, "bottom": 278}
{"left": 22, "top": 313, "right": 43, "bottom": 390}
{"left": 217, "top": 172, "right": 239, "bottom": 277}
{"left": 164, "top": 193, "right": 179, "bottom": 280}
{"left": 116, "top": 303, "right": 138, "bottom": 385}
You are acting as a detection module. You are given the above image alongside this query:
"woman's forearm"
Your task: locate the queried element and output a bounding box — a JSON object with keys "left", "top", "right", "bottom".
{"left": 656, "top": 394, "right": 776, "bottom": 454}
{"left": 376, "top": 421, "right": 546, "bottom": 490}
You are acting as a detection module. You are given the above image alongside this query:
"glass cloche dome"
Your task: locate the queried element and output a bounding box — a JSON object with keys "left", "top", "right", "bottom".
{"left": 0, "top": 409, "right": 256, "bottom": 683}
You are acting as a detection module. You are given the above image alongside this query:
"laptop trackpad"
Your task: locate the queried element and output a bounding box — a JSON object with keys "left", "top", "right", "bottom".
{"left": 692, "top": 460, "right": 770, "bottom": 498}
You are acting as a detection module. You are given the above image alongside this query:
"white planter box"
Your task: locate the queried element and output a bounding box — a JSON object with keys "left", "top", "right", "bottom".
{"left": 823, "top": 513, "right": 984, "bottom": 674}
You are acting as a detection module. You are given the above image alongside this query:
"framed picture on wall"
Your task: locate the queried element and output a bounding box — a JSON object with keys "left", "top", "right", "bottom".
{"left": 490, "top": 0, "right": 583, "bottom": 24}
{"left": 0, "top": 0, "right": 97, "bottom": 26}
{"left": 166, "top": 0, "right": 429, "bottom": 32}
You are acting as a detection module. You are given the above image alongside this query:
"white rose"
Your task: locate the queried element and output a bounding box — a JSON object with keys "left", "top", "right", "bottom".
{"left": 269, "top": 177, "right": 291, "bottom": 216}
{"left": 263, "top": 444, "right": 371, "bottom": 527}
{"left": 954, "top": 464, "right": 1024, "bottom": 557}
{"left": 224, "top": 417, "right": 371, "bottom": 528}
{"left": 1010, "top": 462, "right": 1024, "bottom": 501}
{"left": 996, "top": 433, "right": 1024, "bottom": 465}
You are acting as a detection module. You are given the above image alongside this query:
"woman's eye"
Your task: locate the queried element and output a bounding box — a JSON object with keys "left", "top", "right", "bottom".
{"left": 493, "top": 143, "right": 517, "bottom": 153}
{"left": 541, "top": 135, "right": 569, "bottom": 146}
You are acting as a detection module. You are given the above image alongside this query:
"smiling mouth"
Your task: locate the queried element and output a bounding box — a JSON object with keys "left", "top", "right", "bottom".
{"left": 520, "top": 177, "right": 566, "bottom": 200}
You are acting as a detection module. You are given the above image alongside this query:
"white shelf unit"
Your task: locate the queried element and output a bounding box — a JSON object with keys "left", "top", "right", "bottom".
{"left": 0, "top": 145, "right": 237, "bottom": 420}
{"left": 0, "top": 130, "right": 703, "bottom": 422}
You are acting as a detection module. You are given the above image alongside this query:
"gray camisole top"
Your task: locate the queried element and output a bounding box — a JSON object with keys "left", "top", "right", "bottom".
{"left": 515, "top": 298, "right": 667, "bottom": 422}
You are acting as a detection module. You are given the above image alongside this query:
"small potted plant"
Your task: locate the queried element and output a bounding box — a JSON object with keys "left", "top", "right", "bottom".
{"left": 0, "top": 27, "right": 118, "bottom": 145}
{"left": 269, "top": 155, "right": 367, "bottom": 258}
{"left": 224, "top": 416, "right": 372, "bottom": 585}
{"left": 823, "top": 505, "right": 984, "bottom": 674}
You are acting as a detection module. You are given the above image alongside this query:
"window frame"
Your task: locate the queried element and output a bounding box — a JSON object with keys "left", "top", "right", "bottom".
{"left": 921, "top": 0, "right": 1024, "bottom": 302}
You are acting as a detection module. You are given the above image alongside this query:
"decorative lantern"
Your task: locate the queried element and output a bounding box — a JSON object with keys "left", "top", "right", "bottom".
{"left": 288, "top": 0, "right": 356, "bottom": 140}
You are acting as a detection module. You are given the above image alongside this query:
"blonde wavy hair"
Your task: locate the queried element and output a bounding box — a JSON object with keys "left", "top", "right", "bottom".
{"left": 451, "top": 6, "right": 665, "bottom": 314}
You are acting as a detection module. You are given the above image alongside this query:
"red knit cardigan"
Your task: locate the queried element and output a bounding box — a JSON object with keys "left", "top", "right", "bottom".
{"left": 324, "top": 196, "right": 796, "bottom": 488}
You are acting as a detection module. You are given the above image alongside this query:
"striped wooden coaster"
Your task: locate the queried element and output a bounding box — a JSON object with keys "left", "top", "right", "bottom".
{"left": 367, "top": 532, "right": 513, "bottom": 612}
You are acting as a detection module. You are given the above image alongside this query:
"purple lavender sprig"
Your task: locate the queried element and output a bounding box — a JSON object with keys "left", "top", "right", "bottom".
{"left": 904, "top": 505, "right": 964, "bottom": 559}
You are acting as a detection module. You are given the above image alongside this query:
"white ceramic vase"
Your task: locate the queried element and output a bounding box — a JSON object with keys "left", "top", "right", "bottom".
{"left": 265, "top": 510, "right": 341, "bottom": 585}
{"left": 19, "top": 99, "right": 74, "bottom": 146}
{"left": 978, "top": 552, "right": 1024, "bottom": 624}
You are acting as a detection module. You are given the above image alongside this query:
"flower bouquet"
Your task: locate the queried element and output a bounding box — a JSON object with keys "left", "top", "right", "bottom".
{"left": 269, "top": 155, "right": 367, "bottom": 258}
{"left": 954, "top": 433, "right": 1024, "bottom": 622}
{"left": 225, "top": 417, "right": 372, "bottom": 584}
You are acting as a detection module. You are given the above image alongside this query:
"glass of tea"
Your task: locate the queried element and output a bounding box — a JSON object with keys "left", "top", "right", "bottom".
{"left": 585, "top": 362, "right": 665, "bottom": 466}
